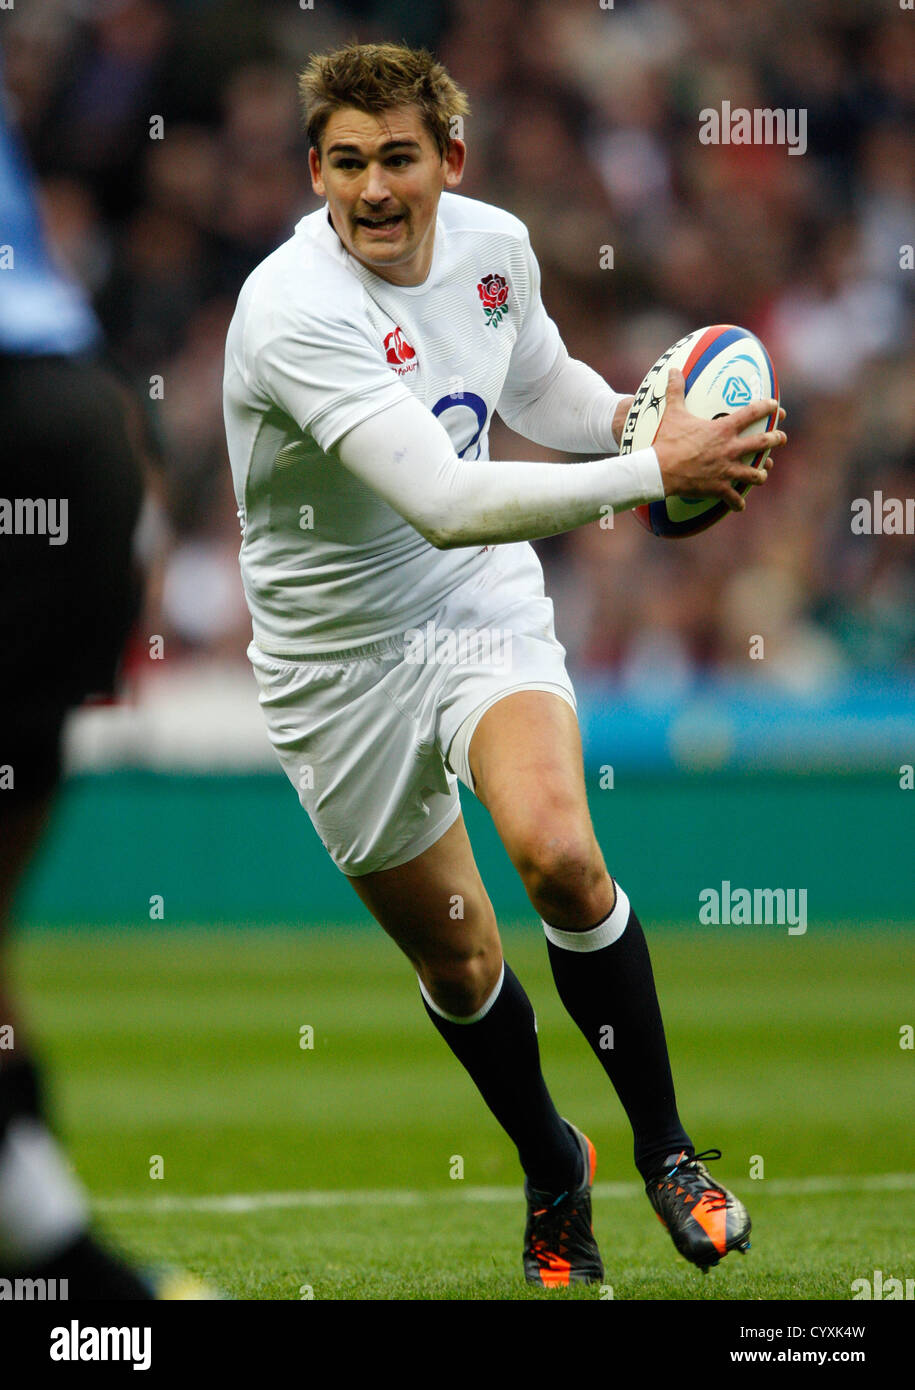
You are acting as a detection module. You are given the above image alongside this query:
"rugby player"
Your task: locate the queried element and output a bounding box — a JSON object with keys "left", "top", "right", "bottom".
{"left": 223, "top": 41, "right": 787, "bottom": 1286}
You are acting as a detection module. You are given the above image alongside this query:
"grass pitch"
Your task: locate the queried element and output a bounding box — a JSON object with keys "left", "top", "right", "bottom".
{"left": 13, "top": 923, "right": 915, "bottom": 1300}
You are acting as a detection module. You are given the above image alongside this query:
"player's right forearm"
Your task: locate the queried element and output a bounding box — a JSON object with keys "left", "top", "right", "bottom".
{"left": 335, "top": 395, "right": 664, "bottom": 548}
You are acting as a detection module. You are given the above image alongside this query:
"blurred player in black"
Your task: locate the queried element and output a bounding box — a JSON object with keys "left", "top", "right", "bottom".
{"left": 0, "top": 53, "right": 197, "bottom": 1299}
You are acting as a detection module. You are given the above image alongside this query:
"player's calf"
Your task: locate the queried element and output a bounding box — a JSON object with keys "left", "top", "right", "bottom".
{"left": 416, "top": 941, "right": 503, "bottom": 1018}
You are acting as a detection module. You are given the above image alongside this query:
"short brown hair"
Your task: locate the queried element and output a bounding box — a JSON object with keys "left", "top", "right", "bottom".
{"left": 299, "top": 41, "right": 470, "bottom": 159}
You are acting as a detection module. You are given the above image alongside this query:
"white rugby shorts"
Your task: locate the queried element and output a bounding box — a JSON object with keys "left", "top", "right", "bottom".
{"left": 248, "top": 543, "right": 576, "bottom": 876}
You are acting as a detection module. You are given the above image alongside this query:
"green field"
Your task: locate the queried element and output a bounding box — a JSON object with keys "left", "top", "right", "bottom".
{"left": 12, "top": 924, "right": 915, "bottom": 1301}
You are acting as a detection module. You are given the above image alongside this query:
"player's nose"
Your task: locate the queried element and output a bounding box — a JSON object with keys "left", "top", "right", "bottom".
{"left": 362, "top": 161, "right": 392, "bottom": 204}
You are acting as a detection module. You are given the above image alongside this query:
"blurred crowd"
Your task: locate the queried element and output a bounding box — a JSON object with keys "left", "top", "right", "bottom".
{"left": 5, "top": 0, "right": 914, "bottom": 693}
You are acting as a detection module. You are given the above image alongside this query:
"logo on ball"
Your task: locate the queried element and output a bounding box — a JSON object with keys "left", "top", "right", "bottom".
{"left": 722, "top": 376, "right": 752, "bottom": 406}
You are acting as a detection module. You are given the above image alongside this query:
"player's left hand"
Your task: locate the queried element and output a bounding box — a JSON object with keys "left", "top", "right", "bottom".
{"left": 612, "top": 395, "right": 635, "bottom": 447}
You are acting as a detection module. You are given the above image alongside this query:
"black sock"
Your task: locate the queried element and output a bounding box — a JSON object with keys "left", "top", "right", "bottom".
{"left": 421, "top": 961, "right": 582, "bottom": 1193}
{"left": 0, "top": 1053, "right": 44, "bottom": 1140}
{"left": 544, "top": 884, "right": 693, "bottom": 1182}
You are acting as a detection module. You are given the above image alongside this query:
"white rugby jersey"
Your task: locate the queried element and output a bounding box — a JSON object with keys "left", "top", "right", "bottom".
{"left": 223, "top": 191, "right": 568, "bottom": 655}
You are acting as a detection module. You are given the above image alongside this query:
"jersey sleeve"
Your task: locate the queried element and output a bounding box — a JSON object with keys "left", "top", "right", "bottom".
{"left": 496, "top": 232, "right": 565, "bottom": 418}
{"left": 250, "top": 293, "right": 413, "bottom": 454}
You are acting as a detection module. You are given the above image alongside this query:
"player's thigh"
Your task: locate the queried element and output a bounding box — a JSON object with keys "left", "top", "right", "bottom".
{"left": 468, "top": 689, "right": 607, "bottom": 890}
{"left": 347, "top": 813, "right": 502, "bottom": 982}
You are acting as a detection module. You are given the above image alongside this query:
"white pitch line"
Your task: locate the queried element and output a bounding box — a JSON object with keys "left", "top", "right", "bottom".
{"left": 93, "top": 1172, "right": 915, "bottom": 1216}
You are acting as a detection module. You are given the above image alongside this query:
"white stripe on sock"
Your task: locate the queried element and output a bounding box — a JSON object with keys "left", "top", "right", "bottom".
{"left": 542, "top": 882, "right": 631, "bottom": 952}
{"left": 418, "top": 961, "right": 505, "bottom": 1024}
{"left": 0, "top": 1118, "right": 89, "bottom": 1263}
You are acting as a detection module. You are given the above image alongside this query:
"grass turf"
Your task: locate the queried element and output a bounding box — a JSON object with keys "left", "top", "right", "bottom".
{"left": 12, "top": 923, "right": 915, "bottom": 1300}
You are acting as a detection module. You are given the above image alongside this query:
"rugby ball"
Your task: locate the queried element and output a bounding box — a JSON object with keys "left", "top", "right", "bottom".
{"left": 619, "top": 324, "right": 779, "bottom": 538}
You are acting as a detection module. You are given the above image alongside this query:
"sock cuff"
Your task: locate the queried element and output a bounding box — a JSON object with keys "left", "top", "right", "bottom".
{"left": 418, "top": 961, "right": 505, "bottom": 1025}
{"left": 0, "top": 1117, "right": 89, "bottom": 1264}
{"left": 542, "top": 882, "right": 631, "bottom": 953}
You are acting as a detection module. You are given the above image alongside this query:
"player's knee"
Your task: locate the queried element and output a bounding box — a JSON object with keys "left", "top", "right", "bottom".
{"left": 516, "top": 829, "right": 607, "bottom": 922}
{"left": 420, "top": 942, "right": 502, "bottom": 1018}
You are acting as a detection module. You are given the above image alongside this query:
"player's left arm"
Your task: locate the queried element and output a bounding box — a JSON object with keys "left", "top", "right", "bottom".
{"left": 496, "top": 235, "right": 634, "bottom": 454}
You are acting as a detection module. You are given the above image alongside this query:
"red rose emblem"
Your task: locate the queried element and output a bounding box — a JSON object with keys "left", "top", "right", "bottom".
{"left": 477, "top": 273, "right": 510, "bottom": 326}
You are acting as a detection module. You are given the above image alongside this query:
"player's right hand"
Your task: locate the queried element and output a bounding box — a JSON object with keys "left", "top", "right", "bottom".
{"left": 653, "top": 368, "right": 787, "bottom": 512}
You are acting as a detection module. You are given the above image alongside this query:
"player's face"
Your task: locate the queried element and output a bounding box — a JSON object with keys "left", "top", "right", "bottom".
{"left": 309, "top": 105, "right": 465, "bottom": 287}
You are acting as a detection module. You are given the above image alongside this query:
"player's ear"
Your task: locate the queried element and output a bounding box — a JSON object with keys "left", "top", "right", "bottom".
{"left": 443, "top": 138, "right": 465, "bottom": 189}
{"left": 309, "top": 146, "right": 325, "bottom": 196}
